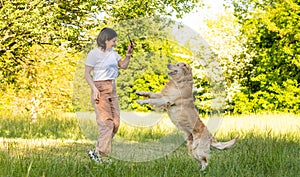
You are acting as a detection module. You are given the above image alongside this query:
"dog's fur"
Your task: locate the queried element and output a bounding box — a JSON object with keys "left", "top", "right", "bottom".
{"left": 136, "top": 62, "right": 237, "bottom": 170}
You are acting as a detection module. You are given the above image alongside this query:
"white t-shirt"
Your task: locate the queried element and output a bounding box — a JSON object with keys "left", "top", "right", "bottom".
{"left": 86, "top": 48, "right": 122, "bottom": 81}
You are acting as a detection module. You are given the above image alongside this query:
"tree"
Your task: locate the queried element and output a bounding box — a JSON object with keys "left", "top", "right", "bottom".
{"left": 0, "top": 0, "right": 203, "bottom": 115}
{"left": 196, "top": 10, "right": 251, "bottom": 113}
{"left": 230, "top": 0, "right": 300, "bottom": 113}
{"left": 0, "top": 0, "right": 105, "bottom": 84}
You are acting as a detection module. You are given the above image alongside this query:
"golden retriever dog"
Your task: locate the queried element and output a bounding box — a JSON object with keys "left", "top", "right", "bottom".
{"left": 136, "top": 62, "right": 237, "bottom": 170}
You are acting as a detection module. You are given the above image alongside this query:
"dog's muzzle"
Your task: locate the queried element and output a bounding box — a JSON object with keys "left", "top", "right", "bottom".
{"left": 167, "top": 64, "right": 178, "bottom": 76}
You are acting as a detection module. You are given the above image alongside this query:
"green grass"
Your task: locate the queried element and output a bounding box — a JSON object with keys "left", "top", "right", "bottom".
{"left": 0, "top": 113, "right": 83, "bottom": 140}
{"left": 0, "top": 113, "right": 299, "bottom": 177}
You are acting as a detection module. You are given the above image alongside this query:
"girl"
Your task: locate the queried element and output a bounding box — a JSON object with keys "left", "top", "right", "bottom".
{"left": 84, "top": 27, "right": 134, "bottom": 163}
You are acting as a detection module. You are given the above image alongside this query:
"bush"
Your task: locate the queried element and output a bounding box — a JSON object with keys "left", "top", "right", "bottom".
{"left": 232, "top": 79, "right": 300, "bottom": 114}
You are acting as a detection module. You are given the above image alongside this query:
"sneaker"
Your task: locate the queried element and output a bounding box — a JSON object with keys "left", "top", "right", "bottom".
{"left": 87, "top": 150, "right": 113, "bottom": 165}
{"left": 87, "top": 149, "right": 102, "bottom": 163}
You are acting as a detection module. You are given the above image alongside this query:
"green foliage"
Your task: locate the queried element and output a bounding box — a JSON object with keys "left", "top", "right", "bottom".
{"left": 233, "top": 79, "right": 300, "bottom": 113}
{"left": 72, "top": 59, "right": 93, "bottom": 112}
{"left": 199, "top": 10, "right": 252, "bottom": 113}
{"left": 0, "top": 0, "right": 105, "bottom": 83}
{"left": 0, "top": 44, "right": 80, "bottom": 114}
{"left": 105, "top": 0, "right": 203, "bottom": 21}
{"left": 0, "top": 0, "right": 201, "bottom": 114}
{"left": 116, "top": 31, "right": 183, "bottom": 111}
{"left": 125, "top": 69, "right": 169, "bottom": 111}
{"left": 0, "top": 0, "right": 106, "bottom": 114}
{"left": 3, "top": 0, "right": 298, "bottom": 114}
{"left": 229, "top": 0, "right": 300, "bottom": 113}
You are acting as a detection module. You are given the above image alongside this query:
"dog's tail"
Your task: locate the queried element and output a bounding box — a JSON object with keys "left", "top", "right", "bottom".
{"left": 211, "top": 136, "right": 238, "bottom": 150}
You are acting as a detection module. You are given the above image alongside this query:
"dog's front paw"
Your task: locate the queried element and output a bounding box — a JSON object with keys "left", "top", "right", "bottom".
{"left": 136, "top": 92, "right": 152, "bottom": 97}
{"left": 136, "top": 100, "right": 149, "bottom": 105}
{"left": 136, "top": 92, "right": 148, "bottom": 96}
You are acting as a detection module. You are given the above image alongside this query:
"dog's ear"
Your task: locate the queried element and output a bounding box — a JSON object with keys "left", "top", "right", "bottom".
{"left": 183, "top": 63, "right": 192, "bottom": 74}
{"left": 186, "top": 64, "right": 192, "bottom": 72}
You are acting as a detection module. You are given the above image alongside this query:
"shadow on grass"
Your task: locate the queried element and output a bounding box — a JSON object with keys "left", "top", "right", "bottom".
{"left": 0, "top": 130, "right": 299, "bottom": 177}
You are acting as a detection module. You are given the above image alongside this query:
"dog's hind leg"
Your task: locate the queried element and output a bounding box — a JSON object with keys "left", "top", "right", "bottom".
{"left": 186, "top": 133, "right": 193, "bottom": 154}
{"left": 191, "top": 143, "right": 210, "bottom": 170}
{"left": 189, "top": 134, "right": 210, "bottom": 171}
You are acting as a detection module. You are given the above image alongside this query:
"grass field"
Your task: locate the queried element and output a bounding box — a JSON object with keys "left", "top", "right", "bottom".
{"left": 0, "top": 113, "right": 299, "bottom": 177}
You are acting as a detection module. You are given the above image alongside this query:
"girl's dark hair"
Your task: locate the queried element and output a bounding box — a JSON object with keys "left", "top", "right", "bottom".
{"left": 97, "top": 28, "right": 117, "bottom": 50}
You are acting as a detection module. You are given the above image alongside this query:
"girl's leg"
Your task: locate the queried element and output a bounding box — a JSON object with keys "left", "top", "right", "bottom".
{"left": 93, "top": 81, "right": 115, "bottom": 155}
{"left": 94, "top": 96, "right": 114, "bottom": 155}
{"left": 110, "top": 96, "right": 120, "bottom": 137}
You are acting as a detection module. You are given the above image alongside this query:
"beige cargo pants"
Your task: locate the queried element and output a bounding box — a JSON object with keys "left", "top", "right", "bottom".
{"left": 93, "top": 80, "right": 120, "bottom": 155}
